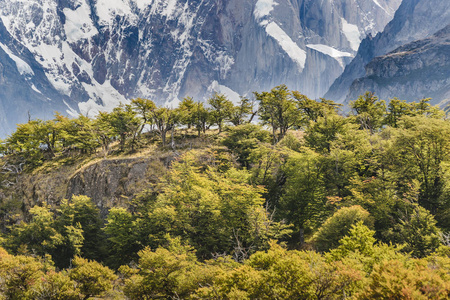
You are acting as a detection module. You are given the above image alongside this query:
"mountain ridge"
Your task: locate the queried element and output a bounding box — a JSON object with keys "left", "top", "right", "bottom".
{"left": 325, "top": 0, "right": 450, "bottom": 103}
{"left": 346, "top": 24, "right": 450, "bottom": 104}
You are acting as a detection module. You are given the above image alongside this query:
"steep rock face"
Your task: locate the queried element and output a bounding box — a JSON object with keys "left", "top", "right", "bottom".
{"left": 8, "top": 153, "right": 174, "bottom": 216}
{"left": 66, "top": 156, "right": 170, "bottom": 214}
{"left": 215, "top": 0, "right": 401, "bottom": 100}
{"left": 347, "top": 25, "right": 450, "bottom": 104}
{"left": 325, "top": 0, "right": 450, "bottom": 102}
{"left": 0, "top": 0, "right": 401, "bottom": 136}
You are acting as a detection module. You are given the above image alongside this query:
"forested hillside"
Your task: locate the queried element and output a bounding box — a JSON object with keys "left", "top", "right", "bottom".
{"left": 0, "top": 86, "right": 449, "bottom": 299}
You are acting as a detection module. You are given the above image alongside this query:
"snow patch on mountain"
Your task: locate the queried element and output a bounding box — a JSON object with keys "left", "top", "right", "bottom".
{"left": 133, "top": 0, "right": 152, "bottom": 11}
{"left": 149, "top": 0, "right": 180, "bottom": 19}
{"left": 265, "top": 22, "right": 306, "bottom": 71}
{"left": 254, "top": 0, "right": 305, "bottom": 71}
{"left": 34, "top": 43, "right": 73, "bottom": 95}
{"left": 79, "top": 80, "right": 128, "bottom": 117}
{"left": 63, "top": 2, "right": 98, "bottom": 42}
{"left": 307, "top": 44, "right": 353, "bottom": 67}
{"left": 160, "top": 0, "right": 179, "bottom": 18}
{"left": 31, "top": 84, "right": 42, "bottom": 95}
{"left": 307, "top": 44, "right": 353, "bottom": 59}
{"left": 96, "top": 0, "right": 134, "bottom": 25}
{"left": 341, "top": 18, "right": 361, "bottom": 51}
{"left": 254, "top": 0, "right": 278, "bottom": 20}
{"left": 0, "top": 43, "right": 34, "bottom": 76}
{"left": 372, "top": 0, "right": 389, "bottom": 14}
{"left": 208, "top": 81, "right": 241, "bottom": 104}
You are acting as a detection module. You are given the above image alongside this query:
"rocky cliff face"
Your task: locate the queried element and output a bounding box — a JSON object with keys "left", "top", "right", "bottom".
{"left": 66, "top": 156, "right": 169, "bottom": 214}
{"left": 8, "top": 152, "right": 175, "bottom": 216}
{"left": 325, "top": 0, "right": 450, "bottom": 102}
{"left": 346, "top": 25, "right": 450, "bottom": 105}
{"left": 0, "top": 0, "right": 401, "bottom": 136}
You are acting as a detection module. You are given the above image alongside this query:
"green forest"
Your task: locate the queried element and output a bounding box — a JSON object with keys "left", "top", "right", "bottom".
{"left": 0, "top": 85, "right": 449, "bottom": 299}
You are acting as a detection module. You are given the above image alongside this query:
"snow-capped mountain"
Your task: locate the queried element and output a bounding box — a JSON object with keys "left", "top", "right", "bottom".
{"left": 325, "top": 0, "right": 450, "bottom": 103}
{"left": 0, "top": 0, "right": 401, "bottom": 136}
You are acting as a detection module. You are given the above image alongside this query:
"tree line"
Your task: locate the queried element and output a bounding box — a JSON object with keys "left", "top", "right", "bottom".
{"left": 1, "top": 85, "right": 442, "bottom": 163}
{"left": 1, "top": 92, "right": 258, "bottom": 163}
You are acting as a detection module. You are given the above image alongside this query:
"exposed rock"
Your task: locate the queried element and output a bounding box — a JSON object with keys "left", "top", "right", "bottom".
{"left": 346, "top": 25, "right": 450, "bottom": 104}
{"left": 325, "top": 0, "right": 450, "bottom": 103}
{"left": 9, "top": 152, "right": 177, "bottom": 216}
{"left": 66, "top": 157, "right": 169, "bottom": 215}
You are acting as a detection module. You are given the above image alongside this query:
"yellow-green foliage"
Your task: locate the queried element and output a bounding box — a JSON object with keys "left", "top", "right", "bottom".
{"left": 360, "top": 259, "right": 450, "bottom": 299}
{"left": 144, "top": 150, "right": 290, "bottom": 259}
{"left": 69, "top": 256, "right": 117, "bottom": 299}
{"left": 0, "top": 248, "right": 45, "bottom": 299}
{"left": 33, "top": 270, "right": 80, "bottom": 300}
{"left": 121, "top": 236, "right": 202, "bottom": 299}
{"left": 0, "top": 225, "right": 449, "bottom": 299}
{"left": 311, "top": 206, "right": 373, "bottom": 252}
{"left": 1, "top": 88, "right": 450, "bottom": 299}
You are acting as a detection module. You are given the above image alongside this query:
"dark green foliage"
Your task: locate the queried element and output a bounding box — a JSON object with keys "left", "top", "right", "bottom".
{"left": 385, "top": 205, "right": 441, "bottom": 257}
{"left": 207, "top": 93, "right": 234, "bottom": 133}
{"left": 103, "top": 207, "right": 143, "bottom": 269}
{"left": 5, "top": 205, "right": 83, "bottom": 268}
{"left": 4, "top": 196, "right": 105, "bottom": 268}
{"left": 255, "top": 85, "right": 299, "bottom": 143}
{"left": 222, "top": 124, "right": 271, "bottom": 167}
{"left": 59, "top": 196, "right": 105, "bottom": 262}
{"left": 279, "top": 149, "right": 328, "bottom": 244}
{"left": 390, "top": 116, "right": 450, "bottom": 214}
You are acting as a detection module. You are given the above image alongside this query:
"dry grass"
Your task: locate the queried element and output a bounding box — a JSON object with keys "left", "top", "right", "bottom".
{"left": 286, "top": 129, "right": 305, "bottom": 141}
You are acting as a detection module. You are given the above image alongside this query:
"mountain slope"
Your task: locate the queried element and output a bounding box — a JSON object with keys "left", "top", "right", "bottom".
{"left": 325, "top": 0, "right": 450, "bottom": 102}
{"left": 0, "top": 18, "right": 77, "bottom": 136}
{"left": 347, "top": 25, "right": 450, "bottom": 104}
{"left": 0, "top": 0, "right": 401, "bottom": 136}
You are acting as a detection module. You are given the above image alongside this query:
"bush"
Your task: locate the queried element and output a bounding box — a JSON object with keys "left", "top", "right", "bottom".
{"left": 311, "top": 205, "right": 373, "bottom": 252}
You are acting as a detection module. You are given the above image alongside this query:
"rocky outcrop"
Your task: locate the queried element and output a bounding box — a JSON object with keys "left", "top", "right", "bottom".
{"left": 9, "top": 152, "right": 177, "bottom": 215}
{"left": 325, "top": 0, "right": 450, "bottom": 102}
{"left": 0, "top": 0, "right": 401, "bottom": 136}
{"left": 346, "top": 25, "right": 450, "bottom": 104}
{"left": 66, "top": 156, "right": 170, "bottom": 214}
